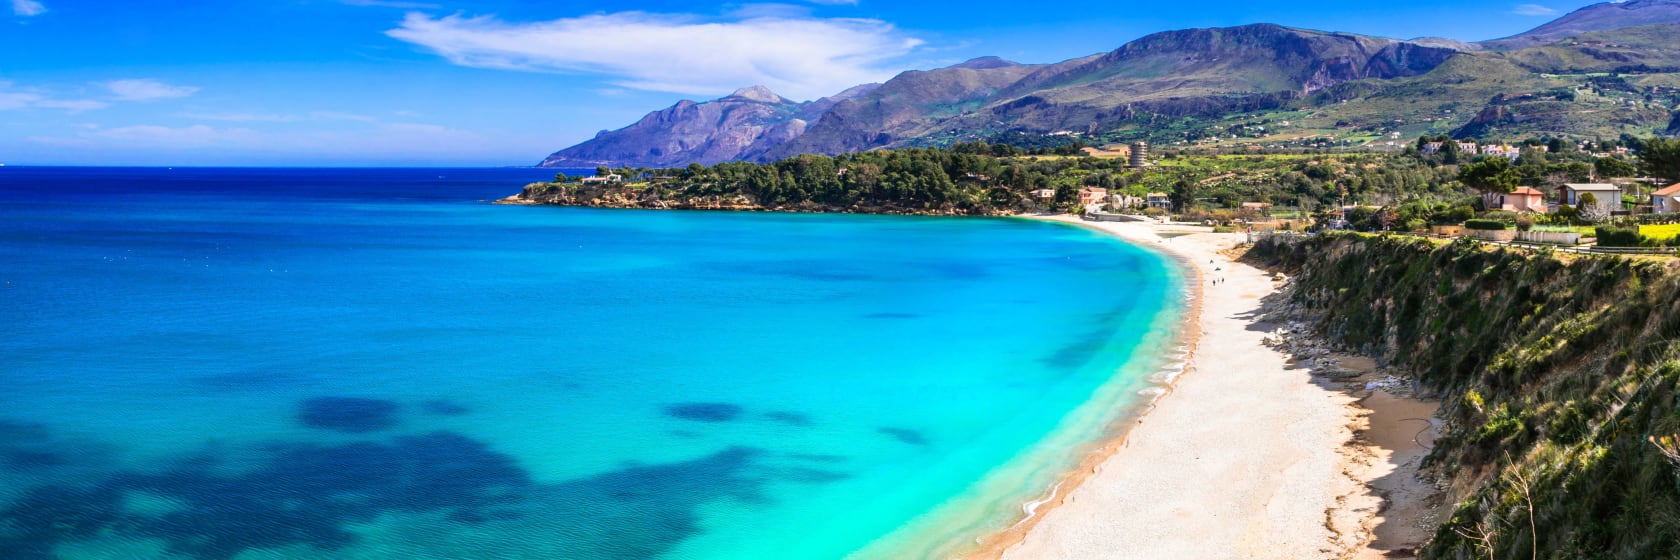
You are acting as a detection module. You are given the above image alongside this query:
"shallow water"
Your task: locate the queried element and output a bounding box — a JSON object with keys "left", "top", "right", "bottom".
{"left": 0, "top": 167, "right": 1179, "bottom": 559}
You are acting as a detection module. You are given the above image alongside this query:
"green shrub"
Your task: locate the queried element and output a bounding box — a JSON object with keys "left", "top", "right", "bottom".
{"left": 1465, "top": 219, "right": 1510, "bottom": 230}
{"left": 1483, "top": 210, "right": 1520, "bottom": 224}
{"left": 1594, "top": 226, "right": 1642, "bottom": 247}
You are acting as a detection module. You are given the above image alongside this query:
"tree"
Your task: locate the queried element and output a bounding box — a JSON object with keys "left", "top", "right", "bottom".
{"left": 1595, "top": 157, "right": 1637, "bottom": 179}
{"left": 1638, "top": 137, "right": 1680, "bottom": 183}
{"left": 1169, "top": 178, "right": 1200, "bottom": 212}
{"left": 1442, "top": 140, "right": 1463, "bottom": 165}
{"left": 553, "top": 172, "right": 569, "bottom": 183}
{"left": 1578, "top": 192, "right": 1610, "bottom": 224}
{"left": 1459, "top": 158, "right": 1520, "bottom": 193}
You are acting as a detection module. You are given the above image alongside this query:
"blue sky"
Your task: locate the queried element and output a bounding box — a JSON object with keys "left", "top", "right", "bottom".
{"left": 2, "top": 0, "right": 1605, "bottom": 166}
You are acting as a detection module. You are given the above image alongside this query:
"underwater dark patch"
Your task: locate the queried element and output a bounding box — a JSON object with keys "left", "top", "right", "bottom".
{"left": 3, "top": 449, "right": 68, "bottom": 470}
{"left": 511, "top": 446, "right": 771, "bottom": 559}
{"left": 763, "top": 411, "right": 814, "bottom": 426}
{"left": 296, "top": 396, "right": 401, "bottom": 433}
{"left": 663, "top": 402, "right": 743, "bottom": 422}
{"left": 0, "top": 419, "right": 67, "bottom": 472}
{"left": 877, "top": 427, "right": 930, "bottom": 446}
{"left": 0, "top": 484, "right": 126, "bottom": 560}
{"left": 1040, "top": 327, "right": 1113, "bottom": 371}
{"left": 421, "top": 399, "right": 472, "bottom": 416}
{"left": 0, "top": 431, "right": 531, "bottom": 560}
{"left": 0, "top": 419, "right": 52, "bottom": 440}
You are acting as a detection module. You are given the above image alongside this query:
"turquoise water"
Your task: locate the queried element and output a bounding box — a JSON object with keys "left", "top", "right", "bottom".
{"left": 0, "top": 168, "right": 1181, "bottom": 559}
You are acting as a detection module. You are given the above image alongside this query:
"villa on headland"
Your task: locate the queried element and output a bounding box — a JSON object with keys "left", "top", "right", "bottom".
{"left": 581, "top": 174, "right": 623, "bottom": 185}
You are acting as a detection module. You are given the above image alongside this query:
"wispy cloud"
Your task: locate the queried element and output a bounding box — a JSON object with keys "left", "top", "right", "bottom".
{"left": 1512, "top": 4, "right": 1558, "bottom": 16}
{"left": 0, "top": 82, "right": 108, "bottom": 113}
{"left": 11, "top": 0, "right": 46, "bottom": 17}
{"left": 87, "top": 124, "right": 257, "bottom": 146}
{"left": 34, "top": 99, "right": 110, "bottom": 112}
{"left": 386, "top": 11, "right": 922, "bottom": 100}
{"left": 101, "top": 79, "right": 200, "bottom": 101}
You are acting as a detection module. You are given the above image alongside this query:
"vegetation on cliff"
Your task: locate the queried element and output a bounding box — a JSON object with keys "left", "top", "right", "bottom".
{"left": 511, "top": 144, "right": 1473, "bottom": 215}
{"left": 1253, "top": 233, "right": 1680, "bottom": 559}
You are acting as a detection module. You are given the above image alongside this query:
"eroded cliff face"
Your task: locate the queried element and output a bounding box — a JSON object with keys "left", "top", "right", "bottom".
{"left": 1252, "top": 233, "right": 1680, "bottom": 558}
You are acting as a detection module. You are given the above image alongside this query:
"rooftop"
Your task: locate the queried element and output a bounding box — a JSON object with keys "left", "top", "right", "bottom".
{"left": 1563, "top": 183, "right": 1621, "bottom": 191}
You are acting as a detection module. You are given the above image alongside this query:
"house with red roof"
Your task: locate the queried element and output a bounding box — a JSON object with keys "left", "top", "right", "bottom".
{"left": 1483, "top": 186, "right": 1545, "bottom": 213}
{"left": 1652, "top": 183, "right": 1680, "bottom": 214}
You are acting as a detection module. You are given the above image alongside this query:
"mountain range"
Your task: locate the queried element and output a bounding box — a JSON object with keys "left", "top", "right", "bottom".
{"left": 539, "top": 0, "right": 1680, "bottom": 168}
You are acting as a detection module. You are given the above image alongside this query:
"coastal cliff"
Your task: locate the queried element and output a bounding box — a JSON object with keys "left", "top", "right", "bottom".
{"left": 1251, "top": 233, "right": 1680, "bottom": 558}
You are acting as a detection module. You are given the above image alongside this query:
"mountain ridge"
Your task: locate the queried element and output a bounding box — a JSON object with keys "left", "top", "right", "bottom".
{"left": 538, "top": 2, "right": 1680, "bottom": 168}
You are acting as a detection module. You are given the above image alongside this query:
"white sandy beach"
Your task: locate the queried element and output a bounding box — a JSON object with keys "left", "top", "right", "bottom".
{"left": 988, "top": 216, "right": 1436, "bottom": 560}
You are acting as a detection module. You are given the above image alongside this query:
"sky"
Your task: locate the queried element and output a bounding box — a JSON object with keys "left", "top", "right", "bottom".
{"left": 0, "top": 0, "right": 1611, "bottom": 166}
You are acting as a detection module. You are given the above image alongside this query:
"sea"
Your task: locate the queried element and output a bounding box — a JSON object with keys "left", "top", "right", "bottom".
{"left": 0, "top": 167, "right": 1184, "bottom": 560}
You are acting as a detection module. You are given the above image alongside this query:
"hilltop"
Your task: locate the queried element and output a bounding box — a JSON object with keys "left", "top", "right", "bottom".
{"left": 537, "top": 1, "right": 1680, "bottom": 168}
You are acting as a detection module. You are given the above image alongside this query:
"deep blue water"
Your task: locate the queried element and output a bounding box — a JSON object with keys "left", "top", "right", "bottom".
{"left": 0, "top": 167, "right": 1180, "bottom": 559}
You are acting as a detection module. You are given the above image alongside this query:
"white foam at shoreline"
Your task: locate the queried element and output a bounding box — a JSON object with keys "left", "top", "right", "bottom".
{"left": 1014, "top": 480, "right": 1066, "bottom": 528}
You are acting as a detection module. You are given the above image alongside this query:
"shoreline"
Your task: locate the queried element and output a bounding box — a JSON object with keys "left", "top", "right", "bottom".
{"left": 969, "top": 216, "right": 1441, "bottom": 559}
{"left": 952, "top": 216, "right": 1210, "bottom": 559}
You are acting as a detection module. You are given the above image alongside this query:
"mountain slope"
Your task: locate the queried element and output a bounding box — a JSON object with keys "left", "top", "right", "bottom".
{"left": 771, "top": 25, "right": 1459, "bottom": 158}
{"left": 537, "top": 84, "right": 878, "bottom": 168}
{"left": 537, "top": 3, "right": 1680, "bottom": 168}
{"left": 1481, "top": 0, "right": 1680, "bottom": 50}
{"left": 950, "top": 25, "right": 1457, "bottom": 136}
{"left": 760, "top": 58, "right": 1044, "bottom": 160}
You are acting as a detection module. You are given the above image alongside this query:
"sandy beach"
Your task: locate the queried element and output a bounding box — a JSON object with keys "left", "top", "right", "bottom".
{"left": 986, "top": 216, "right": 1440, "bottom": 560}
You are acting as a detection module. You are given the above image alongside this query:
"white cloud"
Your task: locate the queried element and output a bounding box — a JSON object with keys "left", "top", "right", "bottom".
{"left": 11, "top": 0, "right": 46, "bottom": 17}
{"left": 0, "top": 91, "right": 41, "bottom": 110}
{"left": 87, "top": 124, "right": 257, "bottom": 146}
{"left": 386, "top": 11, "right": 922, "bottom": 100}
{"left": 25, "top": 135, "right": 93, "bottom": 147}
{"left": 1512, "top": 4, "right": 1558, "bottom": 16}
{"left": 34, "top": 99, "right": 110, "bottom": 112}
{"left": 101, "top": 79, "right": 200, "bottom": 101}
{"left": 0, "top": 82, "right": 107, "bottom": 113}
